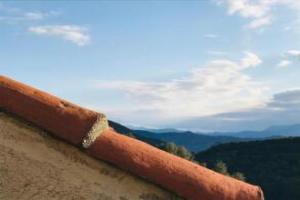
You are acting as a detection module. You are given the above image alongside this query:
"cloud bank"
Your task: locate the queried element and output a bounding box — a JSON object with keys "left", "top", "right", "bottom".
{"left": 95, "top": 52, "right": 266, "bottom": 121}
{"left": 170, "top": 89, "right": 300, "bottom": 132}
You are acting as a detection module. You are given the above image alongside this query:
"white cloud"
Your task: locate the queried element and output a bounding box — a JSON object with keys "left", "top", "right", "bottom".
{"left": 28, "top": 25, "right": 90, "bottom": 46}
{"left": 225, "top": 0, "right": 269, "bottom": 18}
{"left": 168, "top": 89, "right": 300, "bottom": 132}
{"left": 204, "top": 34, "right": 219, "bottom": 38}
{"left": 24, "top": 12, "right": 49, "bottom": 20}
{"left": 246, "top": 15, "right": 272, "bottom": 29}
{"left": 0, "top": 3, "right": 59, "bottom": 23}
{"left": 286, "top": 50, "right": 300, "bottom": 57}
{"left": 217, "top": 0, "right": 300, "bottom": 29}
{"left": 240, "top": 51, "right": 262, "bottom": 68}
{"left": 94, "top": 52, "right": 266, "bottom": 119}
{"left": 275, "top": 49, "right": 300, "bottom": 68}
{"left": 277, "top": 60, "right": 291, "bottom": 67}
{"left": 0, "top": 12, "right": 47, "bottom": 22}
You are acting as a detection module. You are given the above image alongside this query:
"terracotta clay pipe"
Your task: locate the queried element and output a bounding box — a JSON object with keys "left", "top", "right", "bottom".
{"left": 0, "top": 75, "right": 108, "bottom": 146}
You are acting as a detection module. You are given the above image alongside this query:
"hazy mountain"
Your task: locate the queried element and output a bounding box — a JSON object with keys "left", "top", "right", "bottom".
{"left": 221, "top": 123, "right": 300, "bottom": 138}
{"left": 110, "top": 120, "right": 300, "bottom": 152}
{"left": 133, "top": 130, "right": 248, "bottom": 152}
{"left": 129, "top": 127, "right": 183, "bottom": 134}
{"left": 109, "top": 120, "right": 248, "bottom": 152}
{"left": 137, "top": 123, "right": 300, "bottom": 139}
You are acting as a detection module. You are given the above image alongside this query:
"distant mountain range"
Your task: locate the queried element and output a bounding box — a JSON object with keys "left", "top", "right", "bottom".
{"left": 110, "top": 120, "right": 247, "bottom": 152}
{"left": 138, "top": 123, "right": 300, "bottom": 138}
{"left": 109, "top": 120, "right": 300, "bottom": 152}
{"left": 226, "top": 123, "right": 300, "bottom": 138}
{"left": 133, "top": 129, "right": 248, "bottom": 152}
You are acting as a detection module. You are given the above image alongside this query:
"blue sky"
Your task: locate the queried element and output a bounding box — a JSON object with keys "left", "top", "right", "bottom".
{"left": 2, "top": 0, "right": 300, "bottom": 132}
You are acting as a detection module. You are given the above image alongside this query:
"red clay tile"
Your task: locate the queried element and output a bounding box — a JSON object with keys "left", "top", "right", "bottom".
{"left": 0, "top": 75, "right": 106, "bottom": 145}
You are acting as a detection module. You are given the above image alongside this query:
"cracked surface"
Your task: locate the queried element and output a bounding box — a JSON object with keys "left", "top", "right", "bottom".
{"left": 0, "top": 112, "right": 181, "bottom": 200}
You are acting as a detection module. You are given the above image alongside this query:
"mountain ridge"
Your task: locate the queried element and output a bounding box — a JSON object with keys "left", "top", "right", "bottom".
{"left": 110, "top": 121, "right": 300, "bottom": 152}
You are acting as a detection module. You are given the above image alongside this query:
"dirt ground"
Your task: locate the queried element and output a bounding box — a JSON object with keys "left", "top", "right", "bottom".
{"left": 0, "top": 112, "right": 181, "bottom": 200}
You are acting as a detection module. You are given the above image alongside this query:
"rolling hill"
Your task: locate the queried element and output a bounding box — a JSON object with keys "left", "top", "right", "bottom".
{"left": 195, "top": 137, "right": 300, "bottom": 200}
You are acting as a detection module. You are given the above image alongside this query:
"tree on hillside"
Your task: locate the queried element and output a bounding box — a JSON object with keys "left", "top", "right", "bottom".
{"left": 212, "top": 160, "right": 245, "bottom": 181}
{"left": 231, "top": 172, "right": 246, "bottom": 181}
{"left": 214, "top": 160, "right": 229, "bottom": 176}
{"left": 127, "top": 133, "right": 136, "bottom": 138}
{"left": 163, "top": 143, "right": 246, "bottom": 182}
{"left": 177, "top": 146, "right": 193, "bottom": 161}
{"left": 164, "top": 142, "right": 177, "bottom": 154}
{"left": 164, "top": 142, "right": 193, "bottom": 161}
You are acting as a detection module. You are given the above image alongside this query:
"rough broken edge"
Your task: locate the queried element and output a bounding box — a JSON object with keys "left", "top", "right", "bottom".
{"left": 82, "top": 113, "right": 108, "bottom": 148}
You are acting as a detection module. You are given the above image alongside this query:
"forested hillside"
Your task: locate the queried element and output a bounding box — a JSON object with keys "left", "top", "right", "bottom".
{"left": 195, "top": 137, "right": 300, "bottom": 200}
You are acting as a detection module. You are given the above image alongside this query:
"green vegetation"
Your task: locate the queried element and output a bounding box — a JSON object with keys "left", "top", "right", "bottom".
{"left": 212, "top": 160, "right": 246, "bottom": 181}
{"left": 214, "top": 160, "right": 229, "bottom": 175}
{"left": 195, "top": 137, "right": 300, "bottom": 200}
{"left": 127, "top": 132, "right": 136, "bottom": 139}
{"left": 163, "top": 142, "right": 245, "bottom": 181}
{"left": 164, "top": 142, "right": 193, "bottom": 161}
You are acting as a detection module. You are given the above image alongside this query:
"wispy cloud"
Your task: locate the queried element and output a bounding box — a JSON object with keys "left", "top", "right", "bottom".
{"left": 277, "top": 60, "right": 291, "bottom": 68}
{"left": 24, "top": 12, "right": 45, "bottom": 20}
{"left": 246, "top": 15, "right": 271, "bottom": 29}
{"left": 286, "top": 50, "right": 300, "bottom": 57}
{"left": 28, "top": 25, "right": 90, "bottom": 46}
{"left": 203, "top": 34, "right": 219, "bottom": 38}
{"left": 94, "top": 52, "right": 266, "bottom": 119}
{"left": 0, "top": 3, "right": 59, "bottom": 23}
{"left": 277, "top": 49, "right": 300, "bottom": 67}
{"left": 24, "top": 11, "right": 59, "bottom": 20}
{"left": 0, "top": 12, "right": 55, "bottom": 22}
{"left": 216, "top": 0, "right": 300, "bottom": 29}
